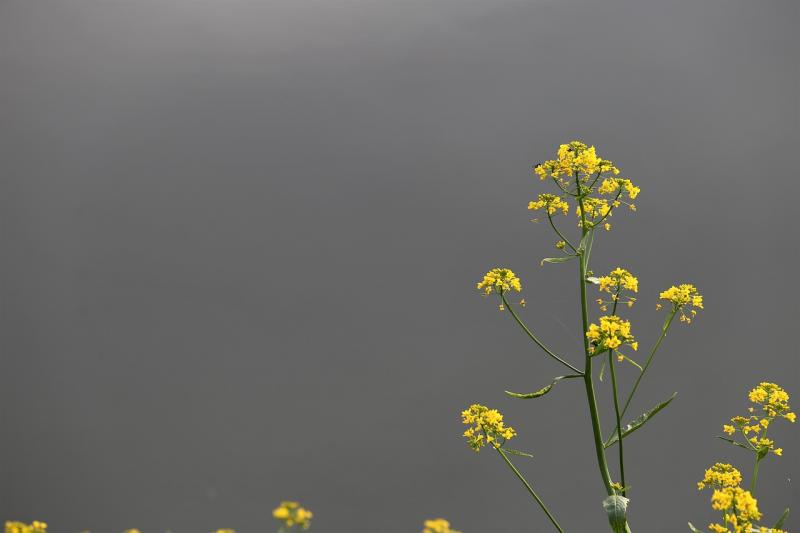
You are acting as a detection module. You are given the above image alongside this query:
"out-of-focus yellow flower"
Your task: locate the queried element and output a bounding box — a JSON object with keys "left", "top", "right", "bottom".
{"left": 461, "top": 404, "right": 516, "bottom": 452}
{"left": 422, "top": 518, "right": 462, "bottom": 533}
{"left": 273, "top": 501, "right": 313, "bottom": 530}
{"left": 5, "top": 522, "right": 47, "bottom": 533}
{"left": 708, "top": 487, "right": 761, "bottom": 533}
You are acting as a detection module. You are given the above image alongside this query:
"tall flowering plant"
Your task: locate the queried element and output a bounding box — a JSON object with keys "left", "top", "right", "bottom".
{"left": 467, "top": 141, "right": 794, "bottom": 533}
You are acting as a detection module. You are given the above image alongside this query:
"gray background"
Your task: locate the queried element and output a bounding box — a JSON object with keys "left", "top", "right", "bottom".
{"left": 1, "top": 0, "right": 798, "bottom": 531}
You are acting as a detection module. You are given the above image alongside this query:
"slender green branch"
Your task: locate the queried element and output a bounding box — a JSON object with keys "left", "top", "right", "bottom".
{"left": 495, "top": 446, "right": 565, "bottom": 533}
{"left": 500, "top": 293, "right": 583, "bottom": 374}
{"left": 608, "top": 349, "right": 626, "bottom": 495}
{"left": 576, "top": 176, "right": 615, "bottom": 497}
{"left": 546, "top": 211, "right": 578, "bottom": 253}
{"left": 592, "top": 189, "right": 624, "bottom": 228}
{"left": 750, "top": 456, "right": 762, "bottom": 494}
{"left": 620, "top": 309, "right": 678, "bottom": 418}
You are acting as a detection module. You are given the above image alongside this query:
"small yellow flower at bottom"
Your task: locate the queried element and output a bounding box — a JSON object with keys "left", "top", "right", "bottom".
{"left": 273, "top": 501, "right": 313, "bottom": 530}
{"left": 422, "top": 518, "right": 462, "bottom": 533}
{"left": 5, "top": 522, "right": 47, "bottom": 533}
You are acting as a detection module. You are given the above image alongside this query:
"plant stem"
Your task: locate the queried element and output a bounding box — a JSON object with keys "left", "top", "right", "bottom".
{"left": 501, "top": 293, "right": 582, "bottom": 374}
{"left": 495, "top": 446, "right": 565, "bottom": 533}
{"left": 608, "top": 349, "right": 626, "bottom": 495}
{"left": 575, "top": 182, "right": 614, "bottom": 498}
{"left": 750, "top": 456, "right": 762, "bottom": 494}
{"left": 620, "top": 310, "right": 677, "bottom": 418}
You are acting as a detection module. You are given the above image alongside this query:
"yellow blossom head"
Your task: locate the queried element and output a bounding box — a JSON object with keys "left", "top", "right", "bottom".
{"left": 476, "top": 268, "right": 522, "bottom": 295}
{"left": 422, "top": 519, "right": 462, "bottom": 533}
{"left": 697, "top": 463, "right": 743, "bottom": 490}
{"left": 659, "top": 283, "right": 703, "bottom": 324}
{"left": 5, "top": 523, "right": 47, "bottom": 533}
{"left": 528, "top": 193, "right": 570, "bottom": 216}
{"left": 586, "top": 315, "right": 635, "bottom": 353}
{"left": 273, "top": 501, "right": 313, "bottom": 530}
{"left": 461, "top": 403, "right": 516, "bottom": 452}
{"left": 708, "top": 487, "right": 761, "bottom": 533}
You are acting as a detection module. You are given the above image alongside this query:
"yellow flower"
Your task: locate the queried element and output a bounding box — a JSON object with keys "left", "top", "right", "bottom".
{"left": 598, "top": 177, "right": 640, "bottom": 200}
{"left": 659, "top": 283, "right": 703, "bottom": 324}
{"left": 748, "top": 382, "right": 791, "bottom": 417}
{"left": 213, "top": 530, "right": 236, "bottom": 533}
{"left": 598, "top": 267, "right": 638, "bottom": 294}
{"left": 462, "top": 404, "right": 516, "bottom": 452}
{"left": 476, "top": 268, "right": 522, "bottom": 295}
{"left": 273, "top": 501, "right": 313, "bottom": 530}
{"left": 422, "top": 518, "right": 462, "bottom": 533}
{"left": 5, "top": 523, "right": 47, "bottom": 533}
{"left": 534, "top": 141, "right": 618, "bottom": 181}
{"left": 586, "top": 315, "right": 635, "bottom": 353}
{"left": 697, "top": 463, "right": 743, "bottom": 490}
{"left": 708, "top": 487, "right": 761, "bottom": 533}
{"left": 528, "top": 193, "right": 570, "bottom": 216}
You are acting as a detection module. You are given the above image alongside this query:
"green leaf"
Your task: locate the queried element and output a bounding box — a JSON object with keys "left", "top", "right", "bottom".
{"left": 716, "top": 436, "right": 751, "bottom": 450}
{"left": 605, "top": 393, "right": 677, "bottom": 448}
{"left": 505, "top": 374, "right": 582, "bottom": 399}
{"left": 586, "top": 276, "right": 601, "bottom": 284}
{"left": 602, "top": 495, "right": 629, "bottom": 533}
{"left": 500, "top": 447, "right": 534, "bottom": 459}
{"left": 540, "top": 256, "right": 576, "bottom": 266}
{"left": 687, "top": 522, "right": 705, "bottom": 533}
{"left": 774, "top": 507, "right": 790, "bottom": 529}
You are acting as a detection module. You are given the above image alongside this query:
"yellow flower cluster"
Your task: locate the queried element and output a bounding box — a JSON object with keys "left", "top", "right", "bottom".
{"left": 273, "top": 501, "right": 313, "bottom": 530}
{"left": 5, "top": 523, "right": 47, "bottom": 533}
{"left": 461, "top": 404, "right": 516, "bottom": 452}
{"left": 722, "top": 383, "right": 795, "bottom": 457}
{"left": 707, "top": 487, "right": 762, "bottom": 533}
{"left": 534, "top": 141, "right": 619, "bottom": 181}
{"left": 586, "top": 315, "right": 637, "bottom": 353}
{"left": 528, "top": 193, "right": 570, "bottom": 216}
{"left": 597, "top": 177, "right": 640, "bottom": 200}
{"left": 532, "top": 141, "right": 639, "bottom": 233}
{"left": 422, "top": 518, "right": 462, "bottom": 533}
{"left": 658, "top": 283, "right": 703, "bottom": 323}
{"left": 476, "top": 268, "right": 522, "bottom": 295}
{"left": 213, "top": 530, "right": 236, "bottom": 533}
{"left": 696, "top": 463, "right": 743, "bottom": 490}
{"left": 596, "top": 268, "right": 638, "bottom": 310}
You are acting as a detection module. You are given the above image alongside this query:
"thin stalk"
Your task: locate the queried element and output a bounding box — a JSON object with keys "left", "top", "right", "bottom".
{"left": 750, "top": 456, "right": 762, "bottom": 494}
{"left": 501, "top": 293, "right": 582, "bottom": 374}
{"left": 620, "top": 309, "right": 677, "bottom": 418}
{"left": 495, "top": 446, "right": 565, "bottom": 533}
{"left": 546, "top": 212, "right": 578, "bottom": 253}
{"left": 608, "top": 349, "right": 626, "bottom": 495}
{"left": 576, "top": 177, "right": 615, "bottom": 497}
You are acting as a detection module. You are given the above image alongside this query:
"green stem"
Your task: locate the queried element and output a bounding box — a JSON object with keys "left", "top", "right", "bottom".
{"left": 750, "top": 456, "right": 761, "bottom": 494}
{"left": 576, "top": 180, "right": 615, "bottom": 498}
{"left": 495, "top": 446, "right": 565, "bottom": 533}
{"left": 608, "top": 349, "right": 626, "bottom": 495}
{"left": 501, "top": 293, "right": 582, "bottom": 374}
{"left": 546, "top": 211, "right": 578, "bottom": 253}
{"left": 620, "top": 309, "right": 677, "bottom": 418}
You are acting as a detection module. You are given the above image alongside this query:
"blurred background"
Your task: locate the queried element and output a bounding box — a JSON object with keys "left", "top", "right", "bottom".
{"left": 1, "top": 0, "right": 798, "bottom": 531}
